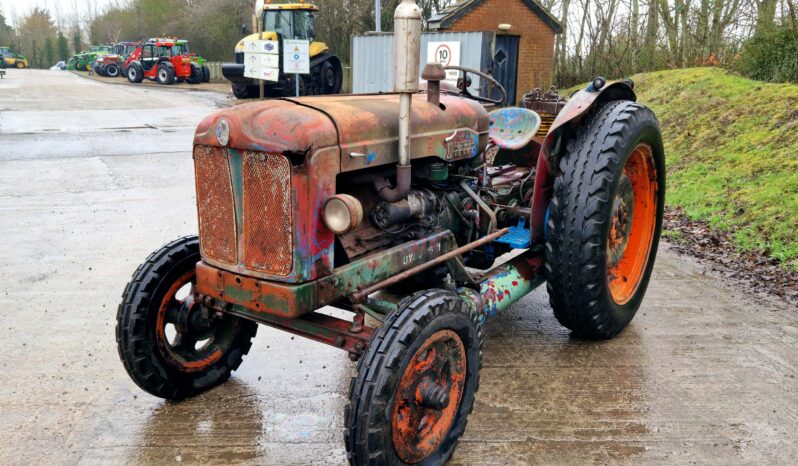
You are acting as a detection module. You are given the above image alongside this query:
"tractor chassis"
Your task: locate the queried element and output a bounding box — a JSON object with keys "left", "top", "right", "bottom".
{"left": 196, "top": 230, "right": 545, "bottom": 358}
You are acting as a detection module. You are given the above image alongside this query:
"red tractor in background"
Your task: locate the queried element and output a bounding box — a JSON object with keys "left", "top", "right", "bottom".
{"left": 124, "top": 39, "right": 202, "bottom": 85}
{"left": 94, "top": 41, "right": 139, "bottom": 77}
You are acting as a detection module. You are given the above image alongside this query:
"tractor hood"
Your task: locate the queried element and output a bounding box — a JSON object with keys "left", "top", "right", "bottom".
{"left": 194, "top": 93, "right": 489, "bottom": 171}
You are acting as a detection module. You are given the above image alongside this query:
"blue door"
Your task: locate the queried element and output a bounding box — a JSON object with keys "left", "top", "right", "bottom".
{"left": 491, "top": 35, "right": 519, "bottom": 105}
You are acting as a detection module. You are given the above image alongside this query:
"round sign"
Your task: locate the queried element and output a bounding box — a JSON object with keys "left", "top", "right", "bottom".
{"left": 435, "top": 44, "right": 452, "bottom": 67}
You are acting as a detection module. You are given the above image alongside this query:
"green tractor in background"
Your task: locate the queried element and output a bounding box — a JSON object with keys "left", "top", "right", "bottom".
{"left": 222, "top": 2, "right": 343, "bottom": 98}
{"left": 74, "top": 45, "right": 113, "bottom": 71}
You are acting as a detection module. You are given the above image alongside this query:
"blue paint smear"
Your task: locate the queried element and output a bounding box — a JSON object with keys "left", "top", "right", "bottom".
{"left": 366, "top": 151, "right": 377, "bottom": 164}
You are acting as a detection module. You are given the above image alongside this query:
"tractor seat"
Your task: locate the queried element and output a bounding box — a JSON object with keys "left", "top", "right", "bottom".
{"left": 488, "top": 107, "right": 542, "bottom": 150}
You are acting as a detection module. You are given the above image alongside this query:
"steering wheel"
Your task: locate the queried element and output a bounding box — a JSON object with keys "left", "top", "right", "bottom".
{"left": 443, "top": 65, "right": 506, "bottom": 106}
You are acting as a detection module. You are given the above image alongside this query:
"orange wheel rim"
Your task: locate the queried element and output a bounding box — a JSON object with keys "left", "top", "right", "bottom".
{"left": 607, "top": 143, "right": 658, "bottom": 305}
{"left": 391, "top": 330, "right": 467, "bottom": 463}
{"left": 155, "top": 269, "right": 226, "bottom": 371}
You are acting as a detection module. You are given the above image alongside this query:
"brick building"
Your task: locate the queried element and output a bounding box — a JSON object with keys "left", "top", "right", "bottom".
{"left": 428, "top": 0, "right": 561, "bottom": 104}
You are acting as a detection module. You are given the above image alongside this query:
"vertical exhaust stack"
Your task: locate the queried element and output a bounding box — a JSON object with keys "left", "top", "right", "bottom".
{"left": 378, "top": 0, "right": 422, "bottom": 202}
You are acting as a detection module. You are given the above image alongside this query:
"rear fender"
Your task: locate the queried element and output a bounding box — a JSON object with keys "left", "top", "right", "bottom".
{"left": 529, "top": 79, "right": 636, "bottom": 243}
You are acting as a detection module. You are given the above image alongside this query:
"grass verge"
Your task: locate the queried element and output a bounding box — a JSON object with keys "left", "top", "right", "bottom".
{"left": 568, "top": 68, "right": 798, "bottom": 270}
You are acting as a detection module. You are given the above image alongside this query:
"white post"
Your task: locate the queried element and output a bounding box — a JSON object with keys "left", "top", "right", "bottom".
{"left": 375, "top": 0, "right": 381, "bottom": 32}
{"left": 295, "top": 73, "right": 300, "bottom": 96}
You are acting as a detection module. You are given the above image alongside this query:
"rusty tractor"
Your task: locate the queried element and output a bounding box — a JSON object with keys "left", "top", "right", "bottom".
{"left": 116, "top": 0, "right": 665, "bottom": 463}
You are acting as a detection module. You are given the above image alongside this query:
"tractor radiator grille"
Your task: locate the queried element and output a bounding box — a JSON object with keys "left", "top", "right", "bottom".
{"left": 194, "top": 146, "right": 237, "bottom": 264}
{"left": 242, "top": 151, "right": 293, "bottom": 275}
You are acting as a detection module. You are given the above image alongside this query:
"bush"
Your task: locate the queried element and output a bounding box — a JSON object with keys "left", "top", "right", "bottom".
{"left": 738, "top": 22, "right": 798, "bottom": 83}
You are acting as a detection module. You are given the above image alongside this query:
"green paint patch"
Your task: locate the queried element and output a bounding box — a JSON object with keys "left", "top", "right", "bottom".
{"left": 566, "top": 68, "right": 798, "bottom": 270}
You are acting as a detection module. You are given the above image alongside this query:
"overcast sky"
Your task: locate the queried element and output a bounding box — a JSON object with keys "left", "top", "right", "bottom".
{"left": 2, "top": 0, "right": 117, "bottom": 27}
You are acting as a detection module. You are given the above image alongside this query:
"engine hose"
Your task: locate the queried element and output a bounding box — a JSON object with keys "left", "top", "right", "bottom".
{"left": 459, "top": 180, "right": 497, "bottom": 233}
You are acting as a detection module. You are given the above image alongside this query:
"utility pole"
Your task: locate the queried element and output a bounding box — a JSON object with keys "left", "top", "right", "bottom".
{"left": 375, "top": 0, "right": 381, "bottom": 32}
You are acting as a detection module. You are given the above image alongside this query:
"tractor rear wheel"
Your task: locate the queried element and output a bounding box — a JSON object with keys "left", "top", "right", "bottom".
{"left": 157, "top": 64, "right": 175, "bottom": 85}
{"left": 345, "top": 290, "right": 482, "bottom": 465}
{"left": 545, "top": 100, "right": 665, "bottom": 339}
{"left": 127, "top": 63, "right": 144, "bottom": 83}
{"left": 202, "top": 65, "right": 211, "bottom": 83}
{"left": 105, "top": 64, "right": 120, "bottom": 78}
{"left": 116, "top": 236, "right": 258, "bottom": 400}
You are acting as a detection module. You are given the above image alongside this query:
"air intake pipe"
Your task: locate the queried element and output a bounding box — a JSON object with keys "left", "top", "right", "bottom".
{"left": 377, "top": 0, "right": 422, "bottom": 202}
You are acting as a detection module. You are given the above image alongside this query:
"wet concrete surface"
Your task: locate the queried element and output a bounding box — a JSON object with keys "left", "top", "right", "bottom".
{"left": 1, "top": 69, "right": 796, "bottom": 465}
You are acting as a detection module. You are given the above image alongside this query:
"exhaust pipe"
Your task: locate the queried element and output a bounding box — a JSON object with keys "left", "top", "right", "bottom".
{"left": 378, "top": 0, "right": 422, "bottom": 202}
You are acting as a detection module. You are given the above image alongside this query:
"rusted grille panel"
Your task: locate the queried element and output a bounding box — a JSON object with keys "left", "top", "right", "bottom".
{"left": 194, "top": 146, "right": 237, "bottom": 264}
{"left": 242, "top": 151, "right": 293, "bottom": 275}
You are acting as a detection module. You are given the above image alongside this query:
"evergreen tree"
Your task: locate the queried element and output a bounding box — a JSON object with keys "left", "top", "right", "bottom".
{"left": 57, "top": 31, "right": 69, "bottom": 60}
{"left": 44, "top": 36, "right": 54, "bottom": 66}
{"left": 72, "top": 29, "right": 82, "bottom": 53}
{"left": 0, "top": 12, "right": 14, "bottom": 47}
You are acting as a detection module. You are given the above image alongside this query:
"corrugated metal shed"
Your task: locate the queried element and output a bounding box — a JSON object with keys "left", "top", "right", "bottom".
{"left": 351, "top": 31, "right": 494, "bottom": 94}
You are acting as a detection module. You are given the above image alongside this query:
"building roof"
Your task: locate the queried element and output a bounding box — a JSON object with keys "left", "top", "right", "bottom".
{"left": 427, "top": 0, "right": 562, "bottom": 33}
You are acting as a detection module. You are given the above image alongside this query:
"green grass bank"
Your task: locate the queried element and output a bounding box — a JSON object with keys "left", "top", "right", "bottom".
{"left": 568, "top": 68, "right": 798, "bottom": 269}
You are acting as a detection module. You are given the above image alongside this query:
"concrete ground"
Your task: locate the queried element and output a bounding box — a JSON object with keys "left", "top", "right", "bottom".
{"left": 0, "top": 69, "right": 796, "bottom": 465}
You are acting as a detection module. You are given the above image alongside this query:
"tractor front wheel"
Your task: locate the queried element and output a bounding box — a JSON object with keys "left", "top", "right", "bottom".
{"left": 545, "top": 100, "right": 665, "bottom": 339}
{"left": 127, "top": 63, "right": 143, "bottom": 83}
{"left": 157, "top": 64, "right": 175, "bottom": 85}
{"left": 202, "top": 65, "right": 211, "bottom": 83}
{"left": 17, "top": 61, "right": 25, "bottom": 69}
{"left": 319, "top": 59, "right": 342, "bottom": 94}
{"left": 345, "top": 290, "right": 482, "bottom": 465}
{"left": 105, "top": 64, "right": 120, "bottom": 78}
{"left": 116, "top": 236, "right": 258, "bottom": 399}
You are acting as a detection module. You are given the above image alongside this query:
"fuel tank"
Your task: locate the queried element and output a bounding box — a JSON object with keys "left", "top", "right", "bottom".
{"left": 194, "top": 92, "right": 490, "bottom": 171}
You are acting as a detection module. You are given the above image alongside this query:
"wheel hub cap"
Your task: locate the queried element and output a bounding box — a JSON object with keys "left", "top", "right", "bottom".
{"left": 608, "top": 174, "right": 634, "bottom": 266}
{"left": 154, "top": 270, "right": 235, "bottom": 371}
{"left": 391, "top": 329, "right": 466, "bottom": 463}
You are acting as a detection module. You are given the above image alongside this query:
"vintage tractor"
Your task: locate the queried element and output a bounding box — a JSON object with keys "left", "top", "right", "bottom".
{"left": 222, "top": 1, "right": 343, "bottom": 98}
{"left": 124, "top": 39, "right": 203, "bottom": 85}
{"left": 116, "top": 0, "right": 665, "bottom": 463}
{"left": 93, "top": 42, "right": 138, "bottom": 77}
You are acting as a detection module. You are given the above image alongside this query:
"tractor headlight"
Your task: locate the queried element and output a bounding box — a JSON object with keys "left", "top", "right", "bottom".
{"left": 323, "top": 194, "right": 363, "bottom": 234}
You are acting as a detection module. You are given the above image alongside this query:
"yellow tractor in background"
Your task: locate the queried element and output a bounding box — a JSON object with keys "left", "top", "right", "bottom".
{"left": 222, "top": 1, "right": 343, "bottom": 99}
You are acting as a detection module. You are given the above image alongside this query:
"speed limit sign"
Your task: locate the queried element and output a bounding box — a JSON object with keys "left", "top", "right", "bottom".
{"left": 427, "top": 41, "right": 461, "bottom": 81}
{"left": 434, "top": 44, "right": 452, "bottom": 66}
